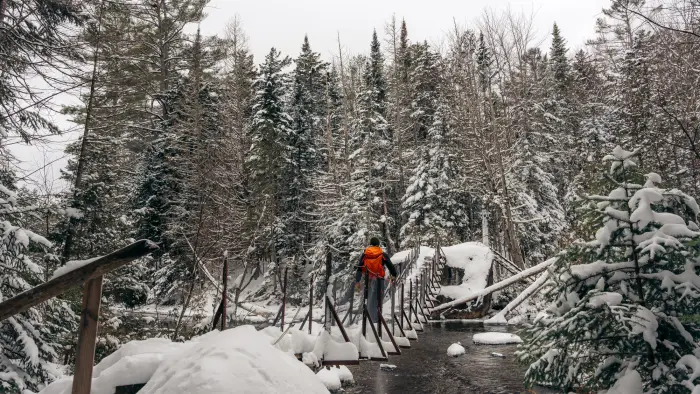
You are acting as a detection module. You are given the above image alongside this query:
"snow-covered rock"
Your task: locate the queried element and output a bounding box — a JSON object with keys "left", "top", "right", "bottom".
{"left": 491, "top": 352, "right": 505, "bottom": 358}
{"left": 472, "top": 332, "right": 522, "bottom": 345}
{"left": 336, "top": 366, "right": 354, "bottom": 383}
{"left": 379, "top": 364, "right": 397, "bottom": 371}
{"left": 316, "top": 368, "right": 341, "bottom": 391}
{"left": 447, "top": 342, "right": 466, "bottom": 357}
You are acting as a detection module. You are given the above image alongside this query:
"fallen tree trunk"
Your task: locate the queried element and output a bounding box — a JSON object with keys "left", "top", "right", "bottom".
{"left": 485, "top": 271, "right": 550, "bottom": 324}
{"left": 431, "top": 257, "right": 557, "bottom": 314}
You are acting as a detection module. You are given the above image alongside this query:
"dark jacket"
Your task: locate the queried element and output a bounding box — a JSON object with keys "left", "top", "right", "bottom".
{"left": 355, "top": 249, "right": 397, "bottom": 282}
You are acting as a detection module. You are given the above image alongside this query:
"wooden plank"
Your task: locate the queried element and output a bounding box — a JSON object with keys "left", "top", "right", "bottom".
{"left": 0, "top": 240, "right": 158, "bottom": 322}
{"left": 321, "top": 359, "right": 360, "bottom": 366}
{"left": 71, "top": 276, "right": 103, "bottom": 394}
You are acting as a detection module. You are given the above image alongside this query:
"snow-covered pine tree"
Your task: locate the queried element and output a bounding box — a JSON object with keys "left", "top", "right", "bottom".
{"left": 504, "top": 45, "right": 567, "bottom": 263}
{"left": 56, "top": 0, "right": 149, "bottom": 308}
{"left": 131, "top": 0, "right": 208, "bottom": 304}
{"left": 518, "top": 146, "right": 700, "bottom": 393}
{"left": 346, "top": 30, "right": 396, "bottom": 251}
{"left": 0, "top": 180, "right": 76, "bottom": 393}
{"left": 246, "top": 47, "right": 293, "bottom": 267}
{"left": 284, "top": 36, "right": 327, "bottom": 264}
{"left": 400, "top": 101, "right": 466, "bottom": 247}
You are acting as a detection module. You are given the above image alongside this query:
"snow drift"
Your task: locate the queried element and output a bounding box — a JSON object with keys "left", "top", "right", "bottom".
{"left": 439, "top": 242, "right": 494, "bottom": 300}
{"left": 38, "top": 326, "right": 328, "bottom": 394}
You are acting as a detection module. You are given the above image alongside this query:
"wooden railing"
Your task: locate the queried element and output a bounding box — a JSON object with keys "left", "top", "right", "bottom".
{"left": 0, "top": 239, "right": 159, "bottom": 394}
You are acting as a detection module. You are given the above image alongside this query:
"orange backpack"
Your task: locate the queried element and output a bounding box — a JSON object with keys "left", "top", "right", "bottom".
{"left": 362, "top": 246, "right": 385, "bottom": 279}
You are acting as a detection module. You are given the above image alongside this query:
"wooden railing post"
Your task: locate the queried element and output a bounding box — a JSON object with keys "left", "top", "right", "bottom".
{"left": 308, "top": 274, "right": 313, "bottom": 335}
{"left": 221, "top": 255, "right": 228, "bottom": 330}
{"left": 71, "top": 276, "right": 103, "bottom": 394}
{"left": 281, "top": 267, "right": 288, "bottom": 332}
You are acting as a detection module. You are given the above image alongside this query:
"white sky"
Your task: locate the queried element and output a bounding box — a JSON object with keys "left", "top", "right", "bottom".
{"left": 11, "top": 0, "right": 609, "bottom": 193}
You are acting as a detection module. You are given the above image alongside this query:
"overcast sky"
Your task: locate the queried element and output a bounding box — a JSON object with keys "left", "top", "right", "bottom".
{"left": 200, "top": 0, "right": 609, "bottom": 62}
{"left": 12, "top": 0, "right": 610, "bottom": 192}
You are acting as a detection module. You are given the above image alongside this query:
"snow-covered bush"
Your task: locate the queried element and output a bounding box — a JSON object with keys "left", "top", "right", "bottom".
{"left": 517, "top": 147, "right": 700, "bottom": 393}
{"left": 0, "top": 183, "right": 76, "bottom": 393}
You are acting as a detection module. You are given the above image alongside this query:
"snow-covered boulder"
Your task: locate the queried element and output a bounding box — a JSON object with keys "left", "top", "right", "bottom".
{"left": 447, "top": 342, "right": 466, "bottom": 357}
{"left": 473, "top": 332, "right": 522, "bottom": 345}
{"left": 316, "top": 368, "right": 341, "bottom": 391}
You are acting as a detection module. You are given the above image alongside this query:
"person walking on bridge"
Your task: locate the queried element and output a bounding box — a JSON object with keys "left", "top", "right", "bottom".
{"left": 354, "top": 237, "right": 397, "bottom": 323}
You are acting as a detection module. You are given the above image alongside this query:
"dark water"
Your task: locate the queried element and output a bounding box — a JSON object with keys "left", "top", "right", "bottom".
{"left": 345, "top": 322, "right": 554, "bottom": 394}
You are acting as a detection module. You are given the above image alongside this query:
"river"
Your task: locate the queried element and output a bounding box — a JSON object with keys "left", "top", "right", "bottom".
{"left": 345, "top": 322, "right": 555, "bottom": 394}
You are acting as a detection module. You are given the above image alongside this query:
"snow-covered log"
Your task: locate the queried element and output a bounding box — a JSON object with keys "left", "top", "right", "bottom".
{"left": 431, "top": 257, "right": 557, "bottom": 314}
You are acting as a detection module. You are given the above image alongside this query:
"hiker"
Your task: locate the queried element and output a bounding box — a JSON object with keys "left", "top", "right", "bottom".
{"left": 354, "top": 237, "right": 397, "bottom": 323}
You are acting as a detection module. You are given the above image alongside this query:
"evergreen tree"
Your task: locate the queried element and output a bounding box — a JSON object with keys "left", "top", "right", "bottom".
{"left": 0, "top": 182, "right": 76, "bottom": 393}
{"left": 519, "top": 146, "right": 700, "bottom": 392}
{"left": 347, "top": 30, "right": 396, "bottom": 251}
{"left": 284, "top": 36, "right": 328, "bottom": 260}
{"left": 401, "top": 103, "right": 466, "bottom": 247}
{"left": 246, "top": 48, "right": 293, "bottom": 262}
{"left": 549, "top": 23, "right": 570, "bottom": 94}
{"left": 0, "top": 0, "right": 83, "bottom": 140}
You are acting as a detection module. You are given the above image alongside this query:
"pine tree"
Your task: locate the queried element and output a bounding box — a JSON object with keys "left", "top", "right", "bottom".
{"left": 518, "top": 146, "right": 700, "bottom": 392}
{"left": 0, "top": 0, "right": 83, "bottom": 140}
{"left": 284, "top": 36, "right": 328, "bottom": 260}
{"left": 347, "top": 30, "right": 396, "bottom": 251}
{"left": 0, "top": 182, "right": 76, "bottom": 393}
{"left": 246, "top": 48, "right": 293, "bottom": 262}
{"left": 56, "top": 0, "right": 147, "bottom": 307}
{"left": 549, "top": 23, "right": 570, "bottom": 94}
{"left": 401, "top": 103, "right": 466, "bottom": 247}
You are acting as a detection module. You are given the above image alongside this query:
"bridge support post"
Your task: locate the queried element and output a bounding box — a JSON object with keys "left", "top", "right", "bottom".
{"left": 71, "top": 276, "right": 103, "bottom": 394}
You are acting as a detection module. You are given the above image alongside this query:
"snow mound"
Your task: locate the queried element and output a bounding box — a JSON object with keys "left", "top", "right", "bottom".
{"left": 439, "top": 242, "right": 493, "bottom": 300}
{"left": 491, "top": 352, "right": 505, "bottom": 358}
{"left": 472, "top": 332, "right": 522, "bottom": 345}
{"left": 42, "top": 326, "right": 328, "bottom": 394}
{"left": 336, "top": 366, "right": 354, "bottom": 383}
{"left": 316, "top": 368, "right": 341, "bottom": 391}
{"left": 379, "top": 364, "right": 397, "bottom": 371}
{"left": 39, "top": 338, "right": 183, "bottom": 394}
{"left": 447, "top": 342, "right": 465, "bottom": 357}
{"left": 140, "top": 326, "right": 328, "bottom": 394}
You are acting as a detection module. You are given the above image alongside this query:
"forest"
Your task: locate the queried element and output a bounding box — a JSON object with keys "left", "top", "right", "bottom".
{"left": 2, "top": 0, "right": 700, "bottom": 392}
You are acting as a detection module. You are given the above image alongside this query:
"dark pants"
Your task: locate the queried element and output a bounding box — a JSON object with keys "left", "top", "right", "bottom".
{"left": 367, "top": 277, "right": 385, "bottom": 323}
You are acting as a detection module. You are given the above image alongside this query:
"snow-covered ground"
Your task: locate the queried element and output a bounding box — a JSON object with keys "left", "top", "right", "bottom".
{"left": 37, "top": 326, "right": 332, "bottom": 394}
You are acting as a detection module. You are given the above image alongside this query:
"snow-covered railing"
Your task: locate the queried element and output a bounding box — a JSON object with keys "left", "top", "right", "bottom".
{"left": 0, "top": 239, "right": 159, "bottom": 394}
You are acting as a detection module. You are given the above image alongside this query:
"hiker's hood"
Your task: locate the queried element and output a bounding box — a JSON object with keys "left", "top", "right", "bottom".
{"left": 364, "top": 246, "right": 384, "bottom": 258}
